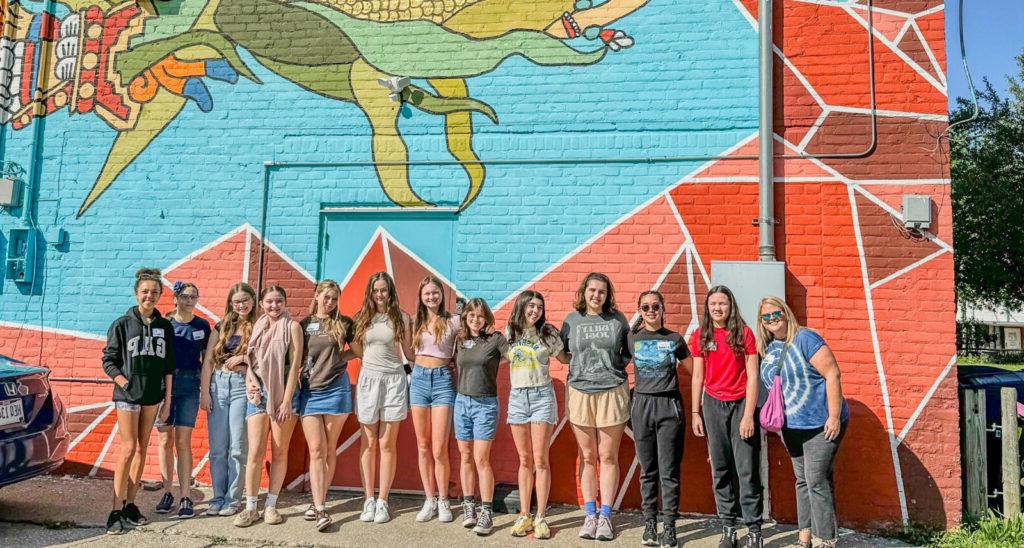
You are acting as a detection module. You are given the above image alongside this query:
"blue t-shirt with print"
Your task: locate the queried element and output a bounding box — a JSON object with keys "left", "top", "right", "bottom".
{"left": 759, "top": 328, "right": 848, "bottom": 429}
{"left": 170, "top": 316, "right": 211, "bottom": 373}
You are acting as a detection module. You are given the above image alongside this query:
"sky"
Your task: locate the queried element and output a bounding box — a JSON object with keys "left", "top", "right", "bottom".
{"left": 946, "top": 0, "right": 1024, "bottom": 107}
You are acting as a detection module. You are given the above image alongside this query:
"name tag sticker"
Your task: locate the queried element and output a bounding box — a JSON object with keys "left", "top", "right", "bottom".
{"left": 307, "top": 323, "right": 320, "bottom": 332}
{"left": 463, "top": 340, "right": 475, "bottom": 349}
{"left": 657, "top": 341, "right": 673, "bottom": 350}
{"left": 193, "top": 330, "right": 205, "bottom": 340}
{"left": 152, "top": 328, "right": 165, "bottom": 338}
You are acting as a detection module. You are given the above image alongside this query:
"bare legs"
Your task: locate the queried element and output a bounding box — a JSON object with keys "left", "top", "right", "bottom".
{"left": 412, "top": 405, "right": 452, "bottom": 499}
{"left": 571, "top": 423, "right": 625, "bottom": 508}
{"left": 112, "top": 405, "right": 159, "bottom": 510}
{"left": 157, "top": 425, "right": 194, "bottom": 499}
{"left": 457, "top": 440, "right": 494, "bottom": 502}
{"left": 360, "top": 420, "right": 401, "bottom": 501}
{"left": 302, "top": 413, "right": 348, "bottom": 507}
{"left": 244, "top": 414, "right": 297, "bottom": 503}
{"left": 511, "top": 421, "right": 554, "bottom": 516}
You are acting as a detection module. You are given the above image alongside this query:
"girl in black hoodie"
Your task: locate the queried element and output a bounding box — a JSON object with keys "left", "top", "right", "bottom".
{"left": 102, "top": 268, "right": 176, "bottom": 535}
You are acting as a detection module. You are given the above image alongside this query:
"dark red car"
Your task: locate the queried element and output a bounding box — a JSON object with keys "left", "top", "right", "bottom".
{"left": 0, "top": 354, "right": 69, "bottom": 488}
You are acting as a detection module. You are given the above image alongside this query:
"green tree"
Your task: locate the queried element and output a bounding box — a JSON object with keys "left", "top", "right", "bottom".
{"left": 950, "top": 53, "right": 1024, "bottom": 310}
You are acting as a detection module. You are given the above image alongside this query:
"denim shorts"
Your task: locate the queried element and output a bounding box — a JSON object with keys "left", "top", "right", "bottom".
{"left": 298, "top": 372, "right": 354, "bottom": 417}
{"left": 454, "top": 394, "right": 499, "bottom": 441}
{"left": 246, "top": 387, "right": 301, "bottom": 418}
{"left": 156, "top": 370, "right": 201, "bottom": 428}
{"left": 507, "top": 384, "right": 558, "bottom": 425}
{"left": 409, "top": 364, "right": 455, "bottom": 408}
{"left": 114, "top": 401, "right": 141, "bottom": 412}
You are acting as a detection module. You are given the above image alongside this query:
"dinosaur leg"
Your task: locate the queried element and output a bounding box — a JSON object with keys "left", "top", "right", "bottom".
{"left": 427, "top": 78, "right": 485, "bottom": 211}
{"left": 77, "top": 87, "right": 187, "bottom": 217}
{"left": 350, "top": 59, "right": 431, "bottom": 208}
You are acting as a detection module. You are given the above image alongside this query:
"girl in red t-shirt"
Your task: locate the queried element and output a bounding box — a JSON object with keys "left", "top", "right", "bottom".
{"left": 689, "top": 286, "right": 764, "bottom": 548}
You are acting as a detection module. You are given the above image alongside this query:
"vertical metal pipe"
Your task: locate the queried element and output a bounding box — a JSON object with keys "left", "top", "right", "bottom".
{"left": 758, "top": 0, "right": 775, "bottom": 262}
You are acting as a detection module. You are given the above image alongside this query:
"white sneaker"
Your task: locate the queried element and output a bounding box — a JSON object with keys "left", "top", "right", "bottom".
{"left": 373, "top": 499, "right": 391, "bottom": 524}
{"left": 437, "top": 498, "right": 453, "bottom": 523}
{"left": 360, "top": 497, "right": 377, "bottom": 522}
{"left": 416, "top": 497, "right": 437, "bottom": 522}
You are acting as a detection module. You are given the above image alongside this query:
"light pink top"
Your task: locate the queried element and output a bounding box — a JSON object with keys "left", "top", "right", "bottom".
{"left": 414, "top": 315, "right": 460, "bottom": 359}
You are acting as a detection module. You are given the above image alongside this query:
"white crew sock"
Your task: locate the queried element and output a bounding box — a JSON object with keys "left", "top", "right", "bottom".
{"left": 245, "top": 496, "right": 257, "bottom": 511}
{"left": 266, "top": 493, "right": 279, "bottom": 508}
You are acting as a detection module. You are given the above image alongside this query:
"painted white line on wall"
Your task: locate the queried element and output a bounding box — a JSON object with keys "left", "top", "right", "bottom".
{"left": 338, "top": 226, "right": 386, "bottom": 291}
{"left": 90, "top": 423, "right": 119, "bottom": 477}
{"left": 193, "top": 451, "right": 210, "bottom": 477}
{"left": 549, "top": 415, "right": 569, "bottom": 448}
{"left": 797, "top": 109, "right": 831, "bottom": 152}
{"left": 825, "top": 105, "right": 948, "bottom": 122}
{"left": 613, "top": 456, "right": 639, "bottom": 510}
{"left": 69, "top": 404, "right": 114, "bottom": 451}
{"left": 0, "top": 320, "right": 105, "bottom": 342}
{"left": 69, "top": 401, "right": 114, "bottom": 413}
{"left": 912, "top": 21, "right": 947, "bottom": 87}
{"left": 382, "top": 229, "right": 465, "bottom": 298}
{"left": 849, "top": 186, "right": 909, "bottom": 525}
{"left": 870, "top": 248, "right": 949, "bottom": 290}
{"left": 164, "top": 224, "right": 252, "bottom": 274}
{"left": 897, "top": 355, "right": 958, "bottom": 444}
{"left": 844, "top": 5, "right": 947, "bottom": 96}
{"left": 852, "top": 186, "right": 953, "bottom": 252}
{"left": 242, "top": 227, "right": 252, "bottom": 284}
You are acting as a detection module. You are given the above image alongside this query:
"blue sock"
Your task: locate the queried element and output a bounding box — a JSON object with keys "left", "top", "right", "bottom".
{"left": 584, "top": 501, "right": 597, "bottom": 517}
{"left": 600, "top": 504, "right": 612, "bottom": 518}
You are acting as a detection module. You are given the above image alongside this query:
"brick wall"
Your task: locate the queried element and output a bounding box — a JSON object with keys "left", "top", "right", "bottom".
{"left": 0, "top": 0, "right": 956, "bottom": 530}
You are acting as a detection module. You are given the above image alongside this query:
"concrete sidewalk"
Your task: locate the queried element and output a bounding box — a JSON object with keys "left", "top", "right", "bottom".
{"left": 0, "top": 476, "right": 914, "bottom": 547}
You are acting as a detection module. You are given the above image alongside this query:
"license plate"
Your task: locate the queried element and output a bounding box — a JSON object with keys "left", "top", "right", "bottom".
{"left": 0, "top": 398, "right": 24, "bottom": 427}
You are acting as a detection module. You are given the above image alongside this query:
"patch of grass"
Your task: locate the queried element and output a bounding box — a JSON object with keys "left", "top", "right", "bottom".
{"left": 959, "top": 353, "right": 1024, "bottom": 369}
{"left": 903, "top": 512, "right": 1024, "bottom": 548}
{"left": 40, "top": 520, "right": 77, "bottom": 530}
{"left": 883, "top": 522, "right": 944, "bottom": 546}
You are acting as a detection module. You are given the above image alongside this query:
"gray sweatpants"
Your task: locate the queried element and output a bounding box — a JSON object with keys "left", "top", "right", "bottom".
{"left": 701, "top": 394, "right": 763, "bottom": 530}
{"left": 782, "top": 425, "right": 846, "bottom": 542}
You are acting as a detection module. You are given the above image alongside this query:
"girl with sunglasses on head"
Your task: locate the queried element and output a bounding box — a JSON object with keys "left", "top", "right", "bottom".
{"left": 350, "top": 272, "right": 414, "bottom": 524}
{"left": 154, "top": 281, "right": 211, "bottom": 520}
{"left": 689, "top": 285, "right": 763, "bottom": 548}
{"left": 756, "top": 297, "right": 847, "bottom": 548}
{"left": 453, "top": 298, "right": 508, "bottom": 536}
{"left": 503, "top": 290, "right": 566, "bottom": 539}
{"left": 559, "top": 272, "right": 631, "bottom": 541}
{"left": 409, "top": 276, "right": 460, "bottom": 523}
{"left": 298, "top": 280, "right": 356, "bottom": 531}
{"left": 102, "top": 268, "right": 176, "bottom": 535}
{"left": 234, "top": 285, "right": 304, "bottom": 528}
{"left": 629, "top": 291, "right": 691, "bottom": 548}
{"left": 200, "top": 282, "right": 258, "bottom": 517}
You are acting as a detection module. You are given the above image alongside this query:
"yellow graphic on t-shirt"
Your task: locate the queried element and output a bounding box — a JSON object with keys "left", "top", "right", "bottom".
{"left": 509, "top": 340, "right": 542, "bottom": 370}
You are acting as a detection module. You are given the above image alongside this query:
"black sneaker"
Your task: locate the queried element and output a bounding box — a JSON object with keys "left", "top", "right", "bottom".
{"left": 155, "top": 492, "right": 174, "bottom": 514}
{"left": 660, "top": 521, "right": 678, "bottom": 548}
{"left": 177, "top": 497, "right": 195, "bottom": 519}
{"left": 106, "top": 510, "right": 126, "bottom": 535}
{"left": 122, "top": 502, "right": 149, "bottom": 526}
{"left": 718, "top": 525, "right": 737, "bottom": 548}
{"left": 744, "top": 530, "right": 763, "bottom": 548}
{"left": 642, "top": 518, "right": 659, "bottom": 546}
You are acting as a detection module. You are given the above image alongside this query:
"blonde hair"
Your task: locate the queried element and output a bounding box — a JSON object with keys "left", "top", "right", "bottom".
{"left": 413, "top": 276, "right": 452, "bottom": 350}
{"left": 309, "top": 279, "right": 349, "bottom": 348}
{"left": 755, "top": 295, "right": 802, "bottom": 356}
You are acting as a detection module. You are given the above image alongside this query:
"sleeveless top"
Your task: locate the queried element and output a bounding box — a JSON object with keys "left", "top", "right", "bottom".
{"left": 414, "top": 315, "right": 459, "bottom": 359}
{"left": 361, "top": 314, "right": 404, "bottom": 374}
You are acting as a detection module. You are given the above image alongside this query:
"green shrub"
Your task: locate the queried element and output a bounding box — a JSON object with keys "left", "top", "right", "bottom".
{"left": 930, "top": 512, "right": 1024, "bottom": 547}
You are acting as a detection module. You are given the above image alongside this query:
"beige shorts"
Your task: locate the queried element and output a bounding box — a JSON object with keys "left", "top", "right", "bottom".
{"left": 356, "top": 369, "right": 408, "bottom": 424}
{"left": 566, "top": 383, "right": 630, "bottom": 428}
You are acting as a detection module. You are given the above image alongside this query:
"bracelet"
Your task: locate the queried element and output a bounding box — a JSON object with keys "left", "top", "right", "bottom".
{"left": 691, "top": 411, "right": 700, "bottom": 415}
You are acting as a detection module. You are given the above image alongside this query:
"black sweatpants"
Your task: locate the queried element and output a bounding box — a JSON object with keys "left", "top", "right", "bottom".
{"left": 631, "top": 392, "right": 685, "bottom": 523}
{"left": 702, "top": 393, "right": 763, "bottom": 530}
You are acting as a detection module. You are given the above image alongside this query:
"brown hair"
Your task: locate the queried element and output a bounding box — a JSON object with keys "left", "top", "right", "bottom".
{"left": 573, "top": 272, "right": 616, "bottom": 315}
{"left": 260, "top": 285, "right": 287, "bottom": 302}
{"left": 309, "top": 279, "right": 349, "bottom": 348}
{"left": 631, "top": 290, "right": 665, "bottom": 333}
{"left": 353, "top": 272, "right": 404, "bottom": 344}
{"left": 413, "top": 275, "right": 452, "bottom": 351}
{"left": 459, "top": 298, "right": 495, "bottom": 342}
{"left": 133, "top": 268, "right": 162, "bottom": 292}
{"left": 506, "top": 290, "right": 559, "bottom": 342}
{"left": 698, "top": 285, "right": 746, "bottom": 357}
{"left": 213, "top": 282, "right": 258, "bottom": 364}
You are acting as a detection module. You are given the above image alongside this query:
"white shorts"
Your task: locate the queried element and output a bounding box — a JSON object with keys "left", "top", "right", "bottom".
{"left": 356, "top": 369, "right": 409, "bottom": 424}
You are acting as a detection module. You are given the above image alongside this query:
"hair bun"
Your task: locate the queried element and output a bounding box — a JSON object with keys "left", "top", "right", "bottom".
{"left": 134, "top": 267, "right": 162, "bottom": 280}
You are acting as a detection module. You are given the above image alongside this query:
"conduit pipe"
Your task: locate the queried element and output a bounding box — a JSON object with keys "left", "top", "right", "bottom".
{"left": 758, "top": 0, "right": 775, "bottom": 262}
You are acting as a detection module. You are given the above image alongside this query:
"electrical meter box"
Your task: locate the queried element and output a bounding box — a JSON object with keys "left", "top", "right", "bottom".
{"left": 6, "top": 228, "right": 38, "bottom": 283}
{"left": 710, "top": 261, "right": 787, "bottom": 328}
{"left": 901, "top": 195, "right": 932, "bottom": 230}
{"left": 0, "top": 177, "right": 20, "bottom": 207}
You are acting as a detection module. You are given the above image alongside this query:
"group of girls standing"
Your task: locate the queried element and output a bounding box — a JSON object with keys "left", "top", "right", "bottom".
{"left": 101, "top": 268, "right": 848, "bottom": 548}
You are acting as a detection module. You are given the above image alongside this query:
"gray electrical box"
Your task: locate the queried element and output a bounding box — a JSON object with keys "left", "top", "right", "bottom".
{"left": 901, "top": 195, "right": 932, "bottom": 230}
{"left": 710, "top": 261, "right": 787, "bottom": 329}
{"left": 0, "top": 177, "right": 20, "bottom": 207}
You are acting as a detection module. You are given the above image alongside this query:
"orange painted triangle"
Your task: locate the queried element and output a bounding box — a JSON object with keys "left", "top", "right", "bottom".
{"left": 387, "top": 235, "right": 457, "bottom": 316}
{"left": 165, "top": 229, "right": 250, "bottom": 320}
{"left": 872, "top": 10, "right": 910, "bottom": 42}
{"left": 337, "top": 232, "right": 387, "bottom": 317}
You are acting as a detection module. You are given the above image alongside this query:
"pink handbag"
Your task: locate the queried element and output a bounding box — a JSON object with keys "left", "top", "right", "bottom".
{"left": 759, "top": 342, "right": 788, "bottom": 432}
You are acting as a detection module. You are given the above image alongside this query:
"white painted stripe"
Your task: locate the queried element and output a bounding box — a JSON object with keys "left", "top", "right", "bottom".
{"left": 678, "top": 177, "right": 842, "bottom": 184}
{"left": 192, "top": 451, "right": 210, "bottom": 477}
{"left": 193, "top": 302, "right": 221, "bottom": 323}
{"left": 613, "top": 456, "right": 639, "bottom": 510}
{"left": 914, "top": 4, "right": 945, "bottom": 19}
{"left": 893, "top": 19, "right": 912, "bottom": 46}
{"left": 242, "top": 227, "right": 252, "bottom": 284}
{"left": 255, "top": 232, "right": 317, "bottom": 283}
{"left": 549, "top": 415, "right": 568, "bottom": 448}
{"left": 912, "top": 21, "right": 946, "bottom": 87}
{"left": 382, "top": 232, "right": 394, "bottom": 278}
{"left": 69, "top": 401, "right": 114, "bottom": 413}
{"left": 826, "top": 105, "right": 947, "bottom": 122}
{"left": 639, "top": 242, "right": 691, "bottom": 327}
{"left": 870, "top": 248, "right": 949, "bottom": 290}
{"left": 670, "top": 133, "right": 760, "bottom": 187}
{"left": 0, "top": 319, "right": 105, "bottom": 342}
{"left": 492, "top": 193, "right": 670, "bottom": 311}
{"left": 69, "top": 404, "right": 114, "bottom": 451}
{"left": 381, "top": 228, "right": 465, "bottom": 298}
{"left": 90, "top": 422, "right": 119, "bottom": 477}
{"left": 164, "top": 224, "right": 252, "bottom": 274}
{"left": 775, "top": 46, "right": 828, "bottom": 110}
{"left": 730, "top": 0, "right": 757, "bottom": 28}
{"left": 337, "top": 226, "right": 386, "bottom": 291}
{"left": 897, "top": 355, "right": 958, "bottom": 444}
{"left": 843, "top": 5, "right": 948, "bottom": 96}
{"left": 685, "top": 248, "right": 699, "bottom": 335}
{"left": 852, "top": 178, "right": 950, "bottom": 185}
{"left": 849, "top": 186, "right": 909, "bottom": 525}
{"left": 817, "top": 0, "right": 914, "bottom": 18}
{"left": 797, "top": 109, "right": 831, "bottom": 152}
{"left": 666, "top": 196, "right": 712, "bottom": 287}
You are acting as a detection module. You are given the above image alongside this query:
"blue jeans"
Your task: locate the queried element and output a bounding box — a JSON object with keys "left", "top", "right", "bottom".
{"left": 409, "top": 364, "right": 455, "bottom": 407}
{"left": 208, "top": 369, "right": 248, "bottom": 509}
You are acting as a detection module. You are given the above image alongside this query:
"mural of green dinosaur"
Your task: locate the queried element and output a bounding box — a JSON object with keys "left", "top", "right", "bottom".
{"left": 0, "top": 0, "right": 647, "bottom": 216}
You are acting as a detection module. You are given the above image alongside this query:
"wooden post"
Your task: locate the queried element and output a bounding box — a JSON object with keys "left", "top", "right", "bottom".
{"left": 962, "top": 388, "right": 987, "bottom": 521}
{"left": 1001, "top": 387, "right": 1020, "bottom": 517}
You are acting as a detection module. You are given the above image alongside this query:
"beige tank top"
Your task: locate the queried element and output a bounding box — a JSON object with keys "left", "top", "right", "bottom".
{"left": 361, "top": 314, "right": 404, "bottom": 374}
